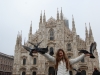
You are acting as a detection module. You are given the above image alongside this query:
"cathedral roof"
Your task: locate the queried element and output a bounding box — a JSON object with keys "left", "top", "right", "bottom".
{"left": 47, "top": 16, "right": 56, "bottom": 25}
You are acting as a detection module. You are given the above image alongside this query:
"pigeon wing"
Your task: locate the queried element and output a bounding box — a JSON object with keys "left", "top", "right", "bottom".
{"left": 90, "top": 43, "right": 94, "bottom": 54}
{"left": 78, "top": 50, "right": 89, "bottom": 54}
{"left": 37, "top": 40, "right": 43, "bottom": 46}
{"left": 28, "top": 42, "right": 37, "bottom": 47}
{"left": 37, "top": 46, "right": 48, "bottom": 54}
{"left": 92, "top": 42, "right": 96, "bottom": 53}
{"left": 22, "top": 45, "right": 31, "bottom": 52}
{"left": 42, "top": 46, "right": 48, "bottom": 53}
{"left": 90, "top": 42, "right": 96, "bottom": 54}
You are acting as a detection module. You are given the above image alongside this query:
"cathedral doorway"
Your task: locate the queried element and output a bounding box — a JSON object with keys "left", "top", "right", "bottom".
{"left": 32, "top": 71, "right": 36, "bottom": 75}
{"left": 48, "top": 67, "right": 55, "bottom": 75}
{"left": 22, "top": 71, "right": 26, "bottom": 75}
{"left": 81, "top": 70, "right": 86, "bottom": 75}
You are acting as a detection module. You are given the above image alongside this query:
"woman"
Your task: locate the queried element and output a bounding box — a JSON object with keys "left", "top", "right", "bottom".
{"left": 42, "top": 49, "right": 90, "bottom": 75}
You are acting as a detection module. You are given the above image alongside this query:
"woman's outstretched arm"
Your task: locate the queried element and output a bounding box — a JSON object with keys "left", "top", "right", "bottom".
{"left": 42, "top": 53, "right": 56, "bottom": 63}
{"left": 69, "top": 54, "right": 85, "bottom": 64}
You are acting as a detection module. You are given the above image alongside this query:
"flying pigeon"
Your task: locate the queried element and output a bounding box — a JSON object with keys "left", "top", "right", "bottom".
{"left": 23, "top": 40, "right": 48, "bottom": 56}
{"left": 78, "top": 42, "right": 96, "bottom": 58}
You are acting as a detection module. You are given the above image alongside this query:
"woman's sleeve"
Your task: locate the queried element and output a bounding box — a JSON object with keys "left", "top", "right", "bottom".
{"left": 69, "top": 54, "right": 85, "bottom": 64}
{"left": 42, "top": 53, "right": 56, "bottom": 63}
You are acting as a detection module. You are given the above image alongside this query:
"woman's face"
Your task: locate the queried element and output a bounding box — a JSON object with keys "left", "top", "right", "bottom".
{"left": 59, "top": 51, "right": 64, "bottom": 58}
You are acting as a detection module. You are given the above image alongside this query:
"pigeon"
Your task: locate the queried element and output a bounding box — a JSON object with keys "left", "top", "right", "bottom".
{"left": 23, "top": 40, "right": 48, "bottom": 56}
{"left": 78, "top": 42, "right": 96, "bottom": 58}
{"left": 89, "top": 42, "right": 96, "bottom": 58}
{"left": 28, "top": 40, "right": 43, "bottom": 52}
{"left": 22, "top": 45, "right": 36, "bottom": 56}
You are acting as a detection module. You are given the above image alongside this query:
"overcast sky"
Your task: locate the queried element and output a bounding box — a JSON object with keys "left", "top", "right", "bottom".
{"left": 0, "top": 0, "right": 100, "bottom": 61}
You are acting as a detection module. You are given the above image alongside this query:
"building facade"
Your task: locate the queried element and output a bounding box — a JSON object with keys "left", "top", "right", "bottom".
{"left": 13, "top": 9, "right": 99, "bottom": 75}
{"left": 0, "top": 52, "right": 14, "bottom": 75}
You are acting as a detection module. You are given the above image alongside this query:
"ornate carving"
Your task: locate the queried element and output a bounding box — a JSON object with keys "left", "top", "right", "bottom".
{"left": 20, "top": 67, "right": 26, "bottom": 71}
{"left": 47, "top": 41, "right": 56, "bottom": 45}
{"left": 21, "top": 48, "right": 27, "bottom": 53}
{"left": 21, "top": 56, "right": 27, "bottom": 59}
{"left": 46, "top": 17, "right": 56, "bottom": 28}
{"left": 57, "top": 28, "right": 64, "bottom": 40}
{"left": 30, "top": 67, "right": 37, "bottom": 70}
{"left": 55, "top": 41, "right": 63, "bottom": 49}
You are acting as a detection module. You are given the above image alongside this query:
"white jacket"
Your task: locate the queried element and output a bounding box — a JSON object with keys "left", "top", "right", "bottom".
{"left": 43, "top": 53, "right": 85, "bottom": 75}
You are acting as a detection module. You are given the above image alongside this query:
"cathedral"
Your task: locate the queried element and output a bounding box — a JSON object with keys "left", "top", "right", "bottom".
{"left": 13, "top": 8, "right": 99, "bottom": 75}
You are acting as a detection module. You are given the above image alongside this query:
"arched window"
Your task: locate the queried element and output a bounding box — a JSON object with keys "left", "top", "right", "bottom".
{"left": 33, "top": 58, "right": 36, "bottom": 65}
{"left": 67, "top": 43, "right": 71, "bottom": 51}
{"left": 68, "top": 56, "right": 71, "bottom": 58}
{"left": 32, "top": 71, "right": 36, "bottom": 75}
{"left": 81, "top": 58, "right": 85, "bottom": 62}
{"left": 23, "top": 58, "right": 26, "bottom": 65}
{"left": 49, "top": 29, "right": 54, "bottom": 40}
{"left": 81, "top": 70, "right": 86, "bottom": 75}
{"left": 49, "top": 47, "right": 54, "bottom": 56}
{"left": 22, "top": 71, "right": 26, "bottom": 75}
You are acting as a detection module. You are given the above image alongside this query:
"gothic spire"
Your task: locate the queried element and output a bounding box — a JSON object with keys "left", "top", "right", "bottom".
{"left": 20, "top": 30, "right": 22, "bottom": 44}
{"left": 28, "top": 21, "right": 32, "bottom": 41}
{"left": 16, "top": 34, "right": 19, "bottom": 45}
{"left": 16, "top": 31, "right": 21, "bottom": 45}
{"left": 43, "top": 10, "right": 46, "bottom": 23}
{"left": 29, "top": 21, "right": 32, "bottom": 34}
{"left": 89, "top": 22, "right": 94, "bottom": 42}
{"left": 85, "top": 23, "right": 88, "bottom": 37}
{"left": 57, "top": 8, "right": 59, "bottom": 21}
{"left": 85, "top": 23, "right": 88, "bottom": 41}
{"left": 72, "top": 15, "right": 76, "bottom": 33}
{"left": 89, "top": 23, "right": 93, "bottom": 36}
{"left": 40, "top": 10, "right": 42, "bottom": 23}
{"left": 60, "top": 7, "right": 63, "bottom": 20}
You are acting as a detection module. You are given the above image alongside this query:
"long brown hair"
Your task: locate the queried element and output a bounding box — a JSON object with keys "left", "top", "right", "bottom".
{"left": 55, "top": 49, "right": 72, "bottom": 70}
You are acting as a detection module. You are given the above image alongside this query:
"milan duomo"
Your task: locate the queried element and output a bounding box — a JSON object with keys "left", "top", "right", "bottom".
{"left": 13, "top": 8, "right": 99, "bottom": 75}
